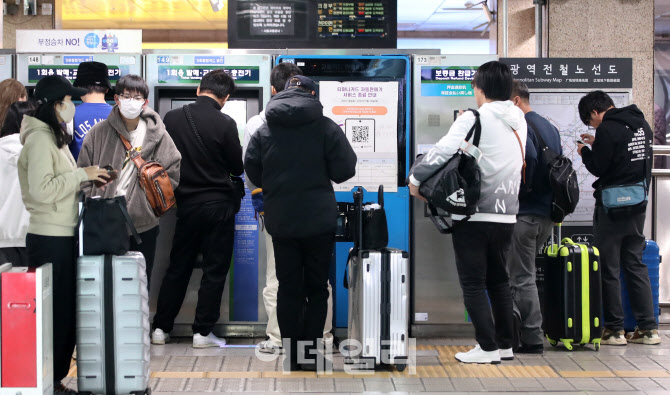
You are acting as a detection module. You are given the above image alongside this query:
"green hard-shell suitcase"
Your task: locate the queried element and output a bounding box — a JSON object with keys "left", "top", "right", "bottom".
{"left": 543, "top": 225, "right": 603, "bottom": 351}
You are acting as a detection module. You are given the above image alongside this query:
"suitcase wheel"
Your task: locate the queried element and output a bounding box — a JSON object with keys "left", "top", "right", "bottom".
{"left": 546, "top": 336, "right": 558, "bottom": 347}
{"left": 593, "top": 340, "right": 601, "bottom": 351}
{"left": 561, "top": 340, "right": 574, "bottom": 351}
{"left": 395, "top": 363, "right": 407, "bottom": 372}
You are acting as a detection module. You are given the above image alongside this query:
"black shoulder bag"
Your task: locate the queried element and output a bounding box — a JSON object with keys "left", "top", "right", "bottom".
{"left": 78, "top": 194, "right": 142, "bottom": 256}
{"left": 183, "top": 105, "right": 246, "bottom": 203}
{"left": 409, "top": 109, "right": 483, "bottom": 234}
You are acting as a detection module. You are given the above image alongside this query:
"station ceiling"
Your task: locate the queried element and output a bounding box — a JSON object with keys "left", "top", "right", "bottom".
{"left": 61, "top": 0, "right": 229, "bottom": 30}
{"left": 61, "top": 0, "right": 491, "bottom": 33}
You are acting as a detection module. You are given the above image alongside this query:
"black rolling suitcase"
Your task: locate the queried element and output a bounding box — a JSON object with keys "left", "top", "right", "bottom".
{"left": 543, "top": 225, "right": 603, "bottom": 351}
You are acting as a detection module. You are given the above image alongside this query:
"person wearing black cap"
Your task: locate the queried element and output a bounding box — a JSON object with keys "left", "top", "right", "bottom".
{"left": 17, "top": 75, "right": 110, "bottom": 394}
{"left": 245, "top": 75, "right": 357, "bottom": 371}
{"left": 70, "top": 61, "right": 113, "bottom": 160}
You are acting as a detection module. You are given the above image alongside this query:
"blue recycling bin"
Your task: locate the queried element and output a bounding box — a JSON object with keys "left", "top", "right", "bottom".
{"left": 621, "top": 240, "right": 661, "bottom": 332}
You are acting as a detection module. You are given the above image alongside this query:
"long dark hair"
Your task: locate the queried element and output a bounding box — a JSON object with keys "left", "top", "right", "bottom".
{"left": 34, "top": 96, "right": 71, "bottom": 148}
{"left": 0, "top": 100, "right": 35, "bottom": 138}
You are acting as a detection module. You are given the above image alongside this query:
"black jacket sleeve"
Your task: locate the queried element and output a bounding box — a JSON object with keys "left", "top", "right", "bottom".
{"left": 582, "top": 126, "right": 614, "bottom": 178}
{"left": 221, "top": 119, "right": 244, "bottom": 176}
{"left": 244, "top": 128, "right": 263, "bottom": 188}
{"left": 324, "top": 120, "right": 357, "bottom": 184}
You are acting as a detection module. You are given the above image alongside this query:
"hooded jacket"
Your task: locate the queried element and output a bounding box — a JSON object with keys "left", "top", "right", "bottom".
{"left": 244, "top": 88, "right": 357, "bottom": 239}
{"left": 409, "top": 100, "right": 527, "bottom": 223}
{"left": 581, "top": 105, "right": 653, "bottom": 205}
{"left": 17, "top": 116, "right": 88, "bottom": 237}
{"left": 78, "top": 106, "right": 181, "bottom": 233}
{"left": 0, "top": 134, "right": 30, "bottom": 246}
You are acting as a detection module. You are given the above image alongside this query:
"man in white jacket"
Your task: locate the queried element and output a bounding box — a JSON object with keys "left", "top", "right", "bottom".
{"left": 0, "top": 102, "right": 33, "bottom": 266}
{"left": 409, "top": 61, "right": 527, "bottom": 364}
{"left": 243, "top": 62, "right": 335, "bottom": 354}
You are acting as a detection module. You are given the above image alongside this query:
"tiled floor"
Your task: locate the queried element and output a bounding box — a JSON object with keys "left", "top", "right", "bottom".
{"left": 64, "top": 333, "right": 670, "bottom": 394}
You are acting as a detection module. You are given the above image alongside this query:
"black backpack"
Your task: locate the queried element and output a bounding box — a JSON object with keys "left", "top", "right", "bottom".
{"left": 526, "top": 118, "right": 579, "bottom": 223}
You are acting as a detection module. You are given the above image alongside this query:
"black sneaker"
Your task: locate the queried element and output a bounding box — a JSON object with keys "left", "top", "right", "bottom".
{"left": 54, "top": 382, "right": 78, "bottom": 394}
{"left": 516, "top": 343, "right": 544, "bottom": 354}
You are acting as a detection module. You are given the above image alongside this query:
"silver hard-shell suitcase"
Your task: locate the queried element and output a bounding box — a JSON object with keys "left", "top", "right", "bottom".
{"left": 76, "top": 253, "right": 151, "bottom": 395}
{"left": 345, "top": 187, "right": 409, "bottom": 371}
{"left": 76, "top": 196, "right": 151, "bottom": 395}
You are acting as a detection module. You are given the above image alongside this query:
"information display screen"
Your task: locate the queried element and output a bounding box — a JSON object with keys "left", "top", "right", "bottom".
{"left": 250, "top": 3, "right": 294, "bottom": 35}
{"left": 29, "top": 65, "right": 123, "bottom": 84}
{"left": 228, "top": 0, "right": 396, "bottom": 49}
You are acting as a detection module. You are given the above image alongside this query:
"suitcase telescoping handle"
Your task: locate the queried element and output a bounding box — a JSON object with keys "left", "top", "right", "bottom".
{"left": 548, "top": 223, "right": 562, "bottom": 256}
{"left": 344, "top": 186, "right": 365, "bottom": 290}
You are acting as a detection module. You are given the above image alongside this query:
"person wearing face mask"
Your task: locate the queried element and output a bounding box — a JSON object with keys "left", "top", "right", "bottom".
{"left": 77, "top": 74, "right": 181, "bottom": 289}
{"left": 17, "top": 75, "right": 111, "bottom": 394}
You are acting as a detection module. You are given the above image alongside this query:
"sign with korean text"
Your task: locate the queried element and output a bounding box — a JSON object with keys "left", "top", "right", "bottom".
{"left": 500, "top": 58, "right": 632, "bottom": 89}
{"left": 28, "top": 65, "right": 123, "bottom": 84}
{"left": 16, "top": 30, "right": 142, "bottom": 54}
{"left": 157, "top": 66, "right": 260, "bottom": 84}
{"left": 420, "top": 66, "right": 477, "bottom": 97}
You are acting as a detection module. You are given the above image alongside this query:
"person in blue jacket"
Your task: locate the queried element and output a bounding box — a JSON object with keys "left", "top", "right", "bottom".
{"left": 70, "top": 61, "right": 113, "bottom": 160}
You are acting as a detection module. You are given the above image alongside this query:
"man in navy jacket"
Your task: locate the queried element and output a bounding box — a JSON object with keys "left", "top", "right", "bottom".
{"left": 507, "top": 80, "right": 563, "bottom": 354}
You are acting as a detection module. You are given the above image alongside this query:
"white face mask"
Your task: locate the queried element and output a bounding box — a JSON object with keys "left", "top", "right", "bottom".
{"left": 119, "top": 99, "right": 145, "bottom": 119}
{"left": 57, "top": 101, "right": 76, "bottom": 124}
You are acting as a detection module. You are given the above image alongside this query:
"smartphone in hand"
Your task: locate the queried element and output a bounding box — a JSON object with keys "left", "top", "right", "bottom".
{"left": 94, "top": 165, "right": 118, "bottom": 187}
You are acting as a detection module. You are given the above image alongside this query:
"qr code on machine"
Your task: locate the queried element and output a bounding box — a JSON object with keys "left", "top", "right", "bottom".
{"left": 352, "top": 125, "right": 370, "bottom": 143}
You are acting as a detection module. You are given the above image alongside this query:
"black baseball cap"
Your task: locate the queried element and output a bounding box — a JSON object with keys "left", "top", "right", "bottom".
{"left": 284, "top": 75, "right": 317, "bottom": 93}
{"left": 34, "top": 76, "right": 87, "bottom": 105}
{"left": 74, "top": 61, "right": 112, "bottom": 91}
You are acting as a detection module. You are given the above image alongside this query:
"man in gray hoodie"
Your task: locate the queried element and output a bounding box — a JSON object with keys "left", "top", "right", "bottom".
{"left": 78, "top": 74, "right": 181, "bottom": 289}
{"left": 409, "top": 61, "right": 527, "bottom": 364}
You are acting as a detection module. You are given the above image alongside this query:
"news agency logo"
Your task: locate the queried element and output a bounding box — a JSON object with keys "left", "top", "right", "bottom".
{"left": 254, "top": 337, "right": 417, "bottom": 375}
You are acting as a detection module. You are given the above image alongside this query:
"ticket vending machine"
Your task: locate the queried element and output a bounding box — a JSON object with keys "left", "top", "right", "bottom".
{"left": 0, "top": 50, "right": 14, "bottom": 81}
{"left": 411, "top": 54, "right": 497, "bottom": 336}
{"left": 15, "top": 53, "right": 142, "bottom": 101}
{"left": 275, "top": 54, "right": 412, "bottom": 329}
{"left": 144, "top": 52, "right": 273, "bottom": 336}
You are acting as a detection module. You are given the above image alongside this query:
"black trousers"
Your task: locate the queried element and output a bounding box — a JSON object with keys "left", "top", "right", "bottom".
{"left": 0, "top": 246, "right": 30, "bottom": 266}
{"left": 25, "top": 233, "right": 76, "bottom": 384}
{"left": 594, "top": 207, "right": 657, "bottom": 331}
{"left": 130, "top": 226, "right": 159, "bottom": 290}
{"left": 153, "top": 201, "right": 236, "bottom": 336}
{"left": 273, "top": 232, "right": 334, "bottom": 365}
{"left": 452, "top": 221, "right": 515, "bottom": 352}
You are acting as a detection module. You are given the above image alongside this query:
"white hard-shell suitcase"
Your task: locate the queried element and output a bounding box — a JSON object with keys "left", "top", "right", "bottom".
{"left": 76, "top": 253, "right": 151, "bottom": 395}
{"left": 344, "top": 187, "right": 409, "bottom": 371}
{"left": 75, "top": 195, "right": 151, "bottom": 395}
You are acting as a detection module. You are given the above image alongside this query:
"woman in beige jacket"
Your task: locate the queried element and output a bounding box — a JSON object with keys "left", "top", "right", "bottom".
{"left": 17, "top": 75, "right": 109, "bottom": 394}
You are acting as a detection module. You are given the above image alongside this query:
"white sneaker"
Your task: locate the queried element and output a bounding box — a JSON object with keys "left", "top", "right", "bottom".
{"left": 151, "top": 328, "right": 170, "bottom": 345}
{"left": 193, "top": 332, "right": 227, "bottom": 348}
{"left": 258, "top": 340, "right": 282, "bottom": 354}
{"left": 500, "top": 347, "right": 514, "bottom": 361}
{"left": 321, "top": 333, "right": 334, "bottom": 351}
{"left": 454, "top": 344, "right": 501, "bottom": 364}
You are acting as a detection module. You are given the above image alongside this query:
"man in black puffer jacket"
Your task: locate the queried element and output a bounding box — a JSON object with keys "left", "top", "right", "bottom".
{"left": 245, "top": 75, "right": 357, "bottom": 371}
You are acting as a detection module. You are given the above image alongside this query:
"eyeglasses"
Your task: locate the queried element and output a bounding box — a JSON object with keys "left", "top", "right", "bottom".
{"left": 118, "top": 94, "right": 145, "bottom": 102}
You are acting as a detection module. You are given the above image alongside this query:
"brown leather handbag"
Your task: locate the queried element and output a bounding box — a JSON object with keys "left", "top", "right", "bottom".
{"left": 118, "top": 134, "right": 176, "bottom": 217}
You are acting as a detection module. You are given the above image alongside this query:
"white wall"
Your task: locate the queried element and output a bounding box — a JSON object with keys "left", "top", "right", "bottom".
{"left": 397, "top": 38, "right": 493, "bottom": 54}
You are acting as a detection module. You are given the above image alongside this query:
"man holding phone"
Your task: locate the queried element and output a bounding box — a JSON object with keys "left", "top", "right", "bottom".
{"left": 577, "top": 90, "right": 659, "bottom": 346}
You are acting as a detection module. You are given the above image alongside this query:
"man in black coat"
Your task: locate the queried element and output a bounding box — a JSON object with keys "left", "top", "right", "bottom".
{"left": 245, "top": 75, "right": 357, "bottom": 371}
{"left": 578, "top": 90, "right": 659, "bottom": 346}
{"left": 152, "top": 69, "right": 244, "bottom": 349}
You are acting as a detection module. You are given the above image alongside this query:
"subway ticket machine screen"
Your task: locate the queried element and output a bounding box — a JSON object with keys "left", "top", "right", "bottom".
{"left": 228, "top": 0, "right": 396, "bottom": 49}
